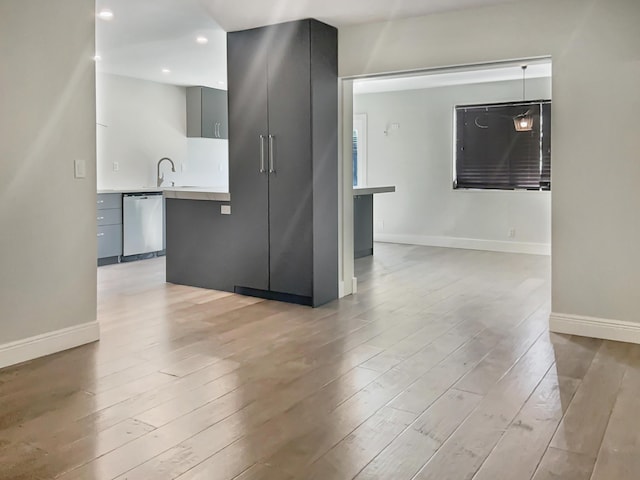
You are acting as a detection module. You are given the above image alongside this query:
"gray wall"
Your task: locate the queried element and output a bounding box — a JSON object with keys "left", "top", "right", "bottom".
{"left": 354, "top": 77, "right": 552, "bottom": 254}
{"left": 340, "top": 0, "right": 640, "bottom": 323}
{"left": 0, "top": 0, "right": 97, "bottom": 343}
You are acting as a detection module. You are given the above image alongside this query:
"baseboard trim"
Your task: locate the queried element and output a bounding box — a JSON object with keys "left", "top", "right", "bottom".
{"left": 0, "top": 321, "right": 100, "bottom": 370}
{"left": 549, "top": 312, "right": 640, "bottom": 345}
{"left": 374, "top": 233, "right": 550, "bottom": 256}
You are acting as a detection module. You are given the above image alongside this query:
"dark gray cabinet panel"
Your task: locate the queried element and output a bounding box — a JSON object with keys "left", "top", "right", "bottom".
{"left": 227, "top": 19, "right": 338, "bottom": 307}
{"left": 97, "top": 193, "right": 121, "bottom": 210}
{"left": 97, "top": 208, "right": 121, "bottom": 226}
{"left": 354, "top": 195, "right": 374, "bottom": 258}
{"left": 267, "top": 21, "right": 313, "bottom": 298}
{"left": 202, "top": 88, "right": 228, "bottom": 139}
{"left": 187, "top": 87, "right": 228, "bottom": 139}
{"left": 228, "top": 26, "right": 270, "bottom": 291}
{"left": 97, "top": 224, "right": 122, "bottom": 258}
{"left": 309, "top": 20, "right": 339, "bottom": 306}
{"left": 97, "top": 193, "right": 122, "bottom": 263}
{"left": 165, "top": 199, "right": 234, "bottom": 292}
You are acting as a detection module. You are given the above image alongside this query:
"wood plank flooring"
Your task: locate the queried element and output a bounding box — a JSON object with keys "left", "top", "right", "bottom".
{"left": 1, "top": 243, "right": 639, "bottom": 479}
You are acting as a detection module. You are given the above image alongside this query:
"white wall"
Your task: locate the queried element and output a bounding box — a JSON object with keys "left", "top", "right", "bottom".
{"left": 355, "top": 77, "right": 551, "bottom": 255}
{"left": 0, "top": 0, "right": 98, "bottom": 358}
{"left": 340, "top": 0, "right": 640, "bottom": 335}
{"left": 96, "top": 73, "right": 228, "bottom": 190}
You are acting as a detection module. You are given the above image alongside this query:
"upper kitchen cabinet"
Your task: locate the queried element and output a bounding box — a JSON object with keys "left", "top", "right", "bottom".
{"left": 186, "top": 86, "right": 228, "bottom": 139}
{"left": 227, "top": 19, "right": 338, "bottom": 307}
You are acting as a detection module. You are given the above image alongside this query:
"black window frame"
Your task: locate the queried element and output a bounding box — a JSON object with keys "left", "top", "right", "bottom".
{"left": 454, "top": 99, "right": 551, "bottom": 191}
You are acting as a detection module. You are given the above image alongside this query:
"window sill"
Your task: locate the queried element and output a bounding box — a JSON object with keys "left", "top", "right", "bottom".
{"left": 453, "top": 188, "right": 551, "bottom": 193}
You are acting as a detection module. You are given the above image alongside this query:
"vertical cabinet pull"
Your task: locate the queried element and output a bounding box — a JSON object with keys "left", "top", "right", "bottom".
{"left": 268, "top": 135, "right": 275, "bottom": 173}
{"left": 259, "top": 135, "right": 266, "bottom": 173}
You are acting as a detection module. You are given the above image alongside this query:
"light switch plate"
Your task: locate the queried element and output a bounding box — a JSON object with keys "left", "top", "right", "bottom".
{"left": 74, "top": 159, "right": 86, "bottom": 179}
{"left": 112, "top": 162, "right": 119, "bottom": 172}
{"left": 221, "top": 205, "right": 231, "bottom": 215}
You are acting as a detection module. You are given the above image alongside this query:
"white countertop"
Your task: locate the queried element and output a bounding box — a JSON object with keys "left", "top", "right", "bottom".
{"left": 98, "top": 187, "right": 164, "bottom": 194}
{"left": 353, "top": 185, "right": 396, "bottom": 196}
{"left": 97, "top": 186, "right": 230, "bottom": 202}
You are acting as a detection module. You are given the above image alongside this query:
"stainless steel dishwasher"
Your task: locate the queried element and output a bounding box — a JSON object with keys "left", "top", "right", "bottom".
{"left": 123, "top": 192, "right": 164, "bottom": 257}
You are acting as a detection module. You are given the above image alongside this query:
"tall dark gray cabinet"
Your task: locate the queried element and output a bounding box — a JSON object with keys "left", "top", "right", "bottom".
{"left": 227, "top": 19, "right": 338, "bottom": 307}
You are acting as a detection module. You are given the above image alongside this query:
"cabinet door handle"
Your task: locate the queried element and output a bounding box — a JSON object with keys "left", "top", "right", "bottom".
{"left": 259, "top": 135, "right": 266, "bottom": 173}
{"left": 216, "top": 122, "right": 220, "bottom": 138}
{"left": 97, "top": 232, "right": 105, "bottom": 237}
{"left": 268, "top": 134, "right": 275, "bottom": 173}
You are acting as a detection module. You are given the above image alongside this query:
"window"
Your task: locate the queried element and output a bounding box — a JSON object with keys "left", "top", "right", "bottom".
{"left": 454, "top": 100, "right": 551, "bottom": 190}
{"left": 353, "top": 114, "right": 368, "bottom": 187}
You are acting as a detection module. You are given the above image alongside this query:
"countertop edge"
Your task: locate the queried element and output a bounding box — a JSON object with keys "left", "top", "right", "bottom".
{"left": 97, "top": 187, "right": 230, "bottom": 202}
{"left": 163, "top": 190, "right": 231, "bottom": 202}
{"left": 353, "top": 186, "right": 396, "bottom": 196}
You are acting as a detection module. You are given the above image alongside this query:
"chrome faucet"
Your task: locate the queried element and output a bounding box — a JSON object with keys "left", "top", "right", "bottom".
{"left": 157, "top": 157, "right": 176, "bottom": 187}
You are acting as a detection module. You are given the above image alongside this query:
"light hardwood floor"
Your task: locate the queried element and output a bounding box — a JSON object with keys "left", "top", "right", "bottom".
{"left": 1, "top": 243, "right": 638, "bottom": 479}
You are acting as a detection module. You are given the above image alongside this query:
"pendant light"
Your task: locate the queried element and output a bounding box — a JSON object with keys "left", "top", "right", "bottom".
{"left": 513, "top": 65, "right": 534, "bottom": 132}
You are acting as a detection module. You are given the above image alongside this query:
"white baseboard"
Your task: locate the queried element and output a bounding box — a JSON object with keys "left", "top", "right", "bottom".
{"left": 0, "top": 321, "right": 100, "bottom": 369}
{"left": 338, "top": 277, "right": 358, "bottom": 298}
{"left": 549, "top": 312, "right": 640, "bottom": 345}
{"left": 374, "top": 233, "right": 550, "bottom": 256}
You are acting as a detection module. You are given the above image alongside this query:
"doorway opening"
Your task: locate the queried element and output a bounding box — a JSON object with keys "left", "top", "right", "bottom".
{"left": 346, "top": 58, "right": 552, "bottom": 282}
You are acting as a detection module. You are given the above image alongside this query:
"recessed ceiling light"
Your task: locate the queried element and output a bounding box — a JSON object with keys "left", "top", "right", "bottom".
{"left": 162, "top": 68, "right": 171, "bottom": 74}
{"left": 97, "top": 9, "right": 114, "bottom": 20}
{"left": 196, "top": 36, "right": 209, "bottom": 45}
{"left": 93, "top": 54, "right": 102, "bottom": 61}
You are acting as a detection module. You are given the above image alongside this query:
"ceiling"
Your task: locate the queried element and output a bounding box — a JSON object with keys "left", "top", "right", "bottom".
{"left": 199, "top": 0, "right": 528, "bottom": 31}
{"left": 96, "top": 0, "right": 227, "bottom": 87}
{"left": 353, "top": 61, "right": 552, "bottom": 95}
{"left": 96, "top": 0, "right": 530, "bottom": 87}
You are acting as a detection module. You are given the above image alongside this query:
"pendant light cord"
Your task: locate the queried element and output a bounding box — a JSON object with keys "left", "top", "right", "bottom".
{"left": 522, "top": 65, "right": 527, "bottom": 101}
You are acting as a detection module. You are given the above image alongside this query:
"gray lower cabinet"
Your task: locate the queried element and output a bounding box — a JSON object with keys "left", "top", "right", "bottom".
{"left": 97, "top": 193, "right": 122, "bottom": 265}
{"left": 187, "top": 87, "right": 228, "bottom": 139}
{"left": 227, "top": 19, "right": 338, "bottom": 307}
{"left": 354, "top": 195, "right": 374, "bottom": 258}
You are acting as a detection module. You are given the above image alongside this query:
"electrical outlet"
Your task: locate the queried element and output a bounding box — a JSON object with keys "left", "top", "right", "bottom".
{"left": 112, "top": 162, "right": 119, "bottom": 172}
{"left": 508, "top": 228, "right": 516, "bottom": 238}
{"left": 376, "top": 220, "right": 384, "bottom": 231}
{"left": 74, "top": 159, "right": 86, "bottom": 179}
{"left": 221, "top": 205, "right": 231, "bottom": 215}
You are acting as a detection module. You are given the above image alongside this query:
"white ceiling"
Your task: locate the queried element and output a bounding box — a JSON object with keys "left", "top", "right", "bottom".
{"left": 96, "top": 0, "right": 227, "bottom": 87}
{"left": 96, "top": 0, "right": 531, "bottom": 87}
{"left": 199, "top": 0, "right": 528, "bottom": 31}
{"left": 353, "top": 61, "right": 552, "bottom": 95}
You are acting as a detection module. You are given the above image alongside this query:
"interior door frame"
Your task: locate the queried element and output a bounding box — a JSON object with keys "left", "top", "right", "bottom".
{"left": 338, "top": 79, "right": 355, "bottom": 297}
